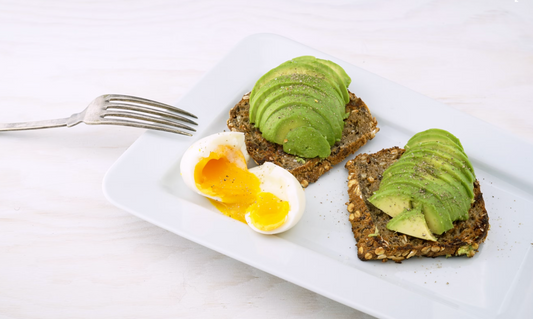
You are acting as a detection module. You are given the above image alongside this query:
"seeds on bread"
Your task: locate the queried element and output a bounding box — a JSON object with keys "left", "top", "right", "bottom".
{"left": 227, "top": 91, "right": 379, "bottom": 187}
{"left": 345, "top": 147, "right": 489, "bottom": 262}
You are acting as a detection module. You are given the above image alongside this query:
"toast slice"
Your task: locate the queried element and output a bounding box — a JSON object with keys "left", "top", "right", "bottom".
{"left": 345, "top": 147, "right": 489, "bottom": 262}
{"left": 227, "top": 91, "right": 379, "bottom": 187}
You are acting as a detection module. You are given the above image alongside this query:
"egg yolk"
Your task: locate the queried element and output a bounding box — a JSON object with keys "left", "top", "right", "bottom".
{"left": 194, "top": 145, "right": 290, "bottom": 230}
{"left": 246, "top": 192, "right": 290, "bottom": 231}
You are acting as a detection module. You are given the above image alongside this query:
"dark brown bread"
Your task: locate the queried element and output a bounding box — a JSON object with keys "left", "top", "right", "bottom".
{"left": 345, "top": 147, "right": 489, "bottom": 262}
{"left": 227, "top": 91, "right": 379, "bottom": 187}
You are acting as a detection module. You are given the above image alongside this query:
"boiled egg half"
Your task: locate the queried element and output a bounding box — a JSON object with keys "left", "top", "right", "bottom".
{"left": 180, "top": 132, "right": 305, "bottom": 234}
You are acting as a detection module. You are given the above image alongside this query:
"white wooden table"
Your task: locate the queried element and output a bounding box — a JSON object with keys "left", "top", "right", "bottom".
{"left": 1, "top": 1, "right": 532, "bottom": 318}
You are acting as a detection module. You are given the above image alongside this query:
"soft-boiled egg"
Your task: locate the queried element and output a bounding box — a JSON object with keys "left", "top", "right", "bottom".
{"left": 245, "top": 162, "right": 305, "bottom": 234}
{"left": 180, "top": 132, "right": 305, "bottom": 234}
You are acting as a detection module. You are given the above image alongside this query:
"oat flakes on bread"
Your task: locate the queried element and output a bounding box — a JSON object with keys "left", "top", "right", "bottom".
{"left": 227, "top": 91, "right": 379, "bottom": 187}
{"left": 345, "top": 147, "right": 489, "bottom": 263}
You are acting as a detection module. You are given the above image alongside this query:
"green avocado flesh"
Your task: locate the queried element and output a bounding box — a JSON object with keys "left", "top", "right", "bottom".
{"left": 257, "top": 92, "right": 342, "bottom": 142}
{"left": 261, "top": 105, "right": 335, "bottom": 146}
{"left": 406, "top": 128, "right": 464, "bottom": 151}
{"left": 250, "top": 74, "right": 345, "bottom": 124}
{"left": 249, "top": 56, "right": 351, "bottom": 159}
{"left": 283, "top": 126, "right": 331, "bottom": 158}
{"left": 386, "top": 206, "right": 437, "bottom": 242}
{"left": 374, "top": 181, "right": 454, "bottom": 235}
{"left": 316, "top": 59, "right": 351, "bottom": 87}
{"left": 380, "top": 162, "right": 471, "bottom": 220}
{"left": 368, "top": 188, "right": 411, "bottom": 218}
{"left": 402, "top": 149, "right": 475, "bottom": 183}
{"left": 397, "top": 153, "right": 475, "bottom": 199}
{"left": 289, "top": 56, "right": 350, "bottom": 103}
{"left": 409, "top": 141, "right": 474, "bottom": 175}
{"left": 381, "top": 175, "right": 468, "bottom": 223}
{"left": 368, "top": 128, "right": 475, "bottom": 239}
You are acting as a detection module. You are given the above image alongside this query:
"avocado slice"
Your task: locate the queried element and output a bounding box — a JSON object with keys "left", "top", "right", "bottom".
{"left": 396, "top": 155, "right": 475, "bottom": 200}
{"left": 407, "top": 128, "right": 464, "bottom": 151}
{"left": 377, "top": 181, "right": 454, "bottom": 235}
{"left": 250, "top": 60, "right": 347, "bottom": 111}
{"left": 290, "top": 56, "right": 350, "bottom": 104}
{"left": 380, "top": 158, "right": 470, "bottom": 220}
{"left": 259, "top": 101, "right": 334, "bottom": 147}
{"left": 290, "top": 56, "right": 352, "bottom": 88}
{"left": 406, "top": 141, "right": 473, "bottom": 173}
{"left": 402, "top": 149, "right": 476, "bottom": 184}
{"left": 381, "top": 159, "right": 471, "bottom": 199}
{"left": 380, "top": 168, "right": 470, "bottom": 221}
{"left": 250, "top": 74, "right": 345, "bottom": 124}
{"left": 368, "top": 188, "right": 412, "bottom": 218}
{"left": 261, "top": 105, "right": 334, "bottom": 147}
{"left": 371, "top": 128, "right": 475, "bottom": 235}
{"left": 316, "top": 59, "right": 351, "bottom": 88}
{"left": 257, "top": 95, "right": 340, "bottom": 143}
{"left": 248, "top": 56, "right": 354, "bottom": 159}
{"left": 386, "top": 206, "right": 437, "bottom": 241}
{"left": 283, "top": 126, "right": 331, "bottom": 158}
{"left": 254, "top": 83, "right": 343, "bottom": 127}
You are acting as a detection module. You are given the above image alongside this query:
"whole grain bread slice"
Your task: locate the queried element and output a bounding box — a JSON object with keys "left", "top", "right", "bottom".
{"left": 227, "top": 91, "right": 379, "bottom": 187}
{"left": 345, "top": 147, "right": 489, "bottom": 262}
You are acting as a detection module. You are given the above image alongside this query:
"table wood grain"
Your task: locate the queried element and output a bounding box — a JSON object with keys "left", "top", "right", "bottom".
{"left": 1, "top": 1, "right": 532, "bottom": 318}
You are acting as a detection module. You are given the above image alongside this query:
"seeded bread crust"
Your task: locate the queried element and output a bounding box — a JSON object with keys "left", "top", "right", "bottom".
{"left": 227, "top": 91, "right": 379, "bottom": 187}
{"left": 345, "top": 147, "right": 489, "bottom": 262}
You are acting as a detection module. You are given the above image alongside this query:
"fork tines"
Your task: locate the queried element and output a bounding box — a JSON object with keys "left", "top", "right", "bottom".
{"left": 103, "top": 94, "right": 198, "bottom": 136}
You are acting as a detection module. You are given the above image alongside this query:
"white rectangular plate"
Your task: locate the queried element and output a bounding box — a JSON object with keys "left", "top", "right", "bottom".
{"left": 103, "top": 34, "right": 533, "bottom": 319}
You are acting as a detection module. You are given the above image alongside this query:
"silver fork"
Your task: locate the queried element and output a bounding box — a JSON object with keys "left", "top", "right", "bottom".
{"left": 0, "top": 94, "right": 197, "bottom": 136}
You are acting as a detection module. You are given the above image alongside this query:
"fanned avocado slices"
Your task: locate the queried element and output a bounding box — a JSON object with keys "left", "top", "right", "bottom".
{"left": 256, "top": 89, "right": 343, "bottom": 142}
{"left": 406, "top": 128, "right": 464, "bottom": 151}
{"left": 289, "top": 56, "right": 350, "bottom": 104}
{"left": 369, "top": 128, "right": 475, "bottom": 238}
{"left": 261, "top": 105, "right": 334, "bottom": 157}
{"left": 248, "top": 56, "right": 351, "bottom": 159}
{"left": 249, "top": 74, "right": 345, "bottom": 124}
{"left": 375, "top": 180, "right": 454, "bottom": 235}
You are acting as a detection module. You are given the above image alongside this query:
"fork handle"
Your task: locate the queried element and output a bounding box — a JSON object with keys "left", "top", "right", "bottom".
{"left": 0, "top": 116, "right": 77, "bottom": 132}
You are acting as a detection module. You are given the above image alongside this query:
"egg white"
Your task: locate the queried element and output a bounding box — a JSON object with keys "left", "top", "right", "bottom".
{"left": 245, "top": 162, "right": 306, "bottom": 235}
{"left": 180, "top": 131, "right": 250, "bottom": 202}
{"left": 180, "top": 132, "right": 306, "bottom": 234}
